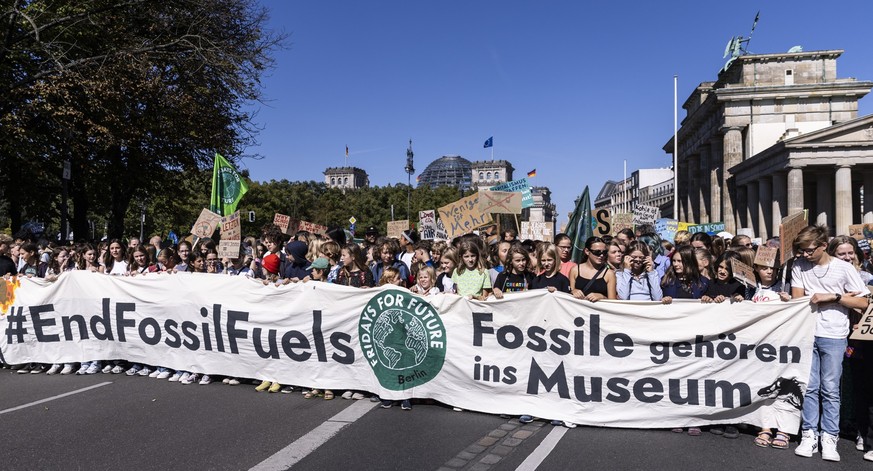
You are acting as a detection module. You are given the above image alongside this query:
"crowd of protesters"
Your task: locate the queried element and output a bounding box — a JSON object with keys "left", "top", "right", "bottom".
{"left": 2, "top": 220, "right": 873, "bottom": 463}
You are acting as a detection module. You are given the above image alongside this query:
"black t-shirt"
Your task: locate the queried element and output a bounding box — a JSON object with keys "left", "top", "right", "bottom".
{"left": 530, "top": 272, "right": 571, "bottom": 293}
{"left": 0, "top": 255, "right": 16, "bottom": 276}
{"left": 705, "top": 279, "right": 746, "bottom": 299}
{"left": 494, "top": 271, "right": 534, "bottom": 293}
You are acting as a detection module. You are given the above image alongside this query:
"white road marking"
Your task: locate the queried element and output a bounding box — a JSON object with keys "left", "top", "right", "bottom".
{"left": 249, "top": 399, "right": 378, "bottom": 471}
{"left": 515, "top": 426, "right": 568, "bottom": 471}
{"left": 0, "top": 381, "right": 113, "bottom": 415}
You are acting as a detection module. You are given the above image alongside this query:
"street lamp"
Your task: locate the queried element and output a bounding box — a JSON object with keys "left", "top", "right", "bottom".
{"left": 405, "top": 139, "right": 414, "bottom": 220}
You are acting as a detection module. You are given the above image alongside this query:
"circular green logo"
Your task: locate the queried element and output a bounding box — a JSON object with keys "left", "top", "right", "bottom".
{"left": 359, "top": 289, "right": 446, "bottom": 390}
{"left": 220, "top": 168, "right": 240, "bottom": 204}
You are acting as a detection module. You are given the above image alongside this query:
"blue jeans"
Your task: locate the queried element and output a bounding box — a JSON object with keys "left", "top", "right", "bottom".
{"left": 801, "top": 336, "right": 847, "bottom": 436}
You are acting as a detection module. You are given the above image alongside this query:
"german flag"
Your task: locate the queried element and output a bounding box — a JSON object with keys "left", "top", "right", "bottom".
{"left": 527, "top": 169, "right": 537, "bottom": 178}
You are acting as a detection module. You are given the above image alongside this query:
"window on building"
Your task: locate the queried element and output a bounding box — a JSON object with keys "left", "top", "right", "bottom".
{"left": 487, "top": 172, "right": 492, "bottom": 180}
{"left": 331, "top": 177, "right": 335, "bottom": 185}
{"left": 494, "top": 171, "right": 500, "bottom": 180}
{"left": 479, "top": 172, "right": 484, "bottom": 180}
{"left": 344, "top": 177, "right": 348, "bottom": 185}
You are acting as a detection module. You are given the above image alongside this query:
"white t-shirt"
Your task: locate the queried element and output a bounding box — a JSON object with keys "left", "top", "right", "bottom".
{"left": 791, "top": 257, "right": 867, "bottom": 338}
{"left": 107, "top": 260, "right": 129, "bottom": 276}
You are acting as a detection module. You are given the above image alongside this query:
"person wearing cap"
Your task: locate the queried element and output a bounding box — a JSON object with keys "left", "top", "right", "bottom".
{"left": 363, "top": 226, "right": 379, "bottom": 251}
{"left": 303, "top": 257, "right": 330, "bottom": 282}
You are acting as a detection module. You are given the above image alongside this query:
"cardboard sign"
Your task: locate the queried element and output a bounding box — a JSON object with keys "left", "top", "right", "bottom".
{"left": 520, "top": 222, "right": 554, "bottom": 242}
{"left": 387, "top": 220, "right": 410, "bottom": 240}
{"left": 611, "top": 213, "right": 633, "bottom": 236}
{"left": 478, "top": 190, "right": 523, "bottom": 214}
{"left": 594, "top": 209, "right": 611, "bottom": 237}
{"left": 633, "top": 205, "right": 658, "bottom": 226}
{"left": 435, "top": 218, "right": 448, "bottom": 241}
{"left": 191, "top": 208, "right": 221, "bottom": 239}
{"left": 292, "top": 219, "right": 328, "bottom": 235}
{"left": 273, "top": 213, "right": 291, "bottom": 234}
{"left": 437, "top": 193, "right": 493, "bottom": 240}
{"left": 687, "top": 222, "right": 726, "bottom": 235}
{"left": 218, "top": 240, "right": 241, "bottom": 259}
{"left": 849, "top": 223, "right": 873, "bottom": 241}
{"left": 419, "top": 210, "right": 437, "bottom": 240}
{"left": 779, "top": 211, "right": 808, "bottom": 264}
{"left": 655, "top": 218, "right": 679, "bottom": 243}
{"left": 731, "top": 259, "right": 756, "bottom": 286}
{"left": 490, "top": 178, "right": 533, "bottom": 209}
{"left": 220, "top": 211, "right": 241, "bottom": 240}
{"left": 849, "top": 300, "right": 873, "bottom": 341}
{"left": 754, "top": 245, "right": 778, "bottom": 268}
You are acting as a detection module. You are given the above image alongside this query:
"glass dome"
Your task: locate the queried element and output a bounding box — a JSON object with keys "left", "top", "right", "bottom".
{"left": 417, "top": 155, "right": 472, "bottom": 191}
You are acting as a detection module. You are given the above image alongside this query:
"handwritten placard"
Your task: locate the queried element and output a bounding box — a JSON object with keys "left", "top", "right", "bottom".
{"left": 611, "top": 213, "right": 633, "bottom": 236}
{"left": 291, "top": 219, "right": 328, "bottom": 235}
{"left": 191, "top": 208, "right": 221, "bottom": 239}
{"left": 655, "top": 218, "right": 678, "bottom": 243}
{"left": 387, "top": 220, "right": 410, "bottom": 240}
{"left": 419, "top": 211, "right": 437, "bottom": 240}
{"left": 849, "top": 223, "right": 873, "bottom": 241}
{"left": 520, "top": 222, "right": 554, "bottom": 242}
{"left": 490, "top": 177, "right": 533, "bottom": 209}
{"left": 437, "top": 193, "right": 493, "bottom": 240}
{"left": 478, "top": 190, "right": 523, "bottom": 214}
{"left": 633, "top": 205, "right": 658, "bottom": 226}
{"left": 218, "top": 240, "right": 241, "bottom": 259}
{"left": 754, "top": 245, "right": 778, "bottom": 268}
{"left": 779, "top": 211, "right": 808, "bottom": 264}
{"left": 273, "top": 213, "right": 291, "bottom": 234}
{"left": 731, "top": 259, "right": 756, "bottom": 286}
{"left": 220, "top": 211, "right": 241, "bottom": 240}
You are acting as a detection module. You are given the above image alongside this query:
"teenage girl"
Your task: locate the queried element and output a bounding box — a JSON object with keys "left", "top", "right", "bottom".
{"left": 129, "top": 246, "right": 157, "bottom": 275}
{"left": 100, "top": 240, "right": 128, "bottom": 275}
{"left": 411, "top": 266, "right": 439, "bottom": 297}
{"left": 569, "top": 237, "right": 617, "bottom": 302}
{"left": 701, "top": 252, "right": 746, "bottom": 304}
{"left": 437, "top": 247, "right": 459, "bottom": 293}
{"left": 661, "top": 245, "right": 710, "bottom": 305}
{"left": 335, "top": 244, "right": 375, "bottom": 288}
{"left": 530, "top": 243, "right": 571, "bottom": 293}
{"left": 493, "top": 246, "right": 534, "bottom": 299}
{"left": 77, "top": 244, "right": 101, "bottom": 272}
{"left": 176, "top": 240, "right": 193, "bottom": 272}
{"left": 615, "top": 241, "right": 662, "bottom": 301}
{"left": 451, "top": 239, "right": 492, "bottom": 301}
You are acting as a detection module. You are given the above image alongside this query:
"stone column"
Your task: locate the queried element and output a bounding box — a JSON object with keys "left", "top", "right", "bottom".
{"left": 816, "top": 172, "right": 833, "bottom": 232}
{"left": 787, "top": 167, "right": 804, "bottom": 216}
{"left": 687, "top": 154, "right": 699, "bottom": 224}
{"left": 864, "top": 172, "right": 873, "bottom": 223}
{"left": 771, "top": 172, "right": 786, "bottom": 236}
{"left": 736, "top": 184, "right": 748, "bottom": 230}
{"left": 835, "top": 165, "right": 853, "bottom": 236}
{"left": 722, "top": 128, "right": 744, "bottom": 233}
{"left": 758, "top": 176, "right": 772, "bottom": 240}
{"left": 698, "top": 146, "right": 710, "bottom": 223}
{"left": 746, "top": 181, "right": 759, "bottom": 236}
{"left": 710, "top": 138, "right": 723, "bottom": 223}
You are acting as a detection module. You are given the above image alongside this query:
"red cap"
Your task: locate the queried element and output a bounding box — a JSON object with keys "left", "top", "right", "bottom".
{"left": 263, "top": 253, "right": 280, "bottom": 274}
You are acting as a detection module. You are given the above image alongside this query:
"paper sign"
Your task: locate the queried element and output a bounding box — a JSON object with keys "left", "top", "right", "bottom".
{"left": 594, "top": 209, "right": 611, "bottom": 237}
{"left": 191, "top": 208, "right": 221, "bottom": 239}
{"left": 731, "top": 259, "right": 756, "bottom": 286}
{"left": 611, "top": 213, "right": 633, "bottom": 236}
{"left": 850, "top": 301, "right": 873, "bottom": 341}
{"left": 779, "top": 211, "right": 808, "bottom": 264}
{"left": 655, "top": 218, "right": 679, "bottom": 243}
{"left": 437, "top": 193, "right": 493, "bottom": 240}
{"left": 274, "top": 213, "right": 291, "bottom": 234}
{"left": 387, "top": 220, "right": 410, "bottom": 240}
{"left": 478, "top": 190, "right": 523, "bottom": 214}
{"left": 849, "top": 223, "right": 873, "bottom": 241}
{"left": 291, "top": 219, "right": 328, "bottom": 235}
{"left": 687, "top": 222, "right": 726, "bottom": 235}
{"left": 419, "top": 211, "right": 437, "bottom": 240}
{"left": 490, "top": 178, "right": 533, "bottom": 209}
{"left": 858, "top": 239, "right": 871, "bottom": 253}
{"left": 754, "top": 245, "right": 778, "bottom": 268}
{"left": 435, "top": 218, "right": 448, "bottom": 241}
{"left": 677, "top": 222, "right": 690, "bottom": 232}
{"left": 520, "top": 222, "right": 554, "bottom": 242}
{"left": 218, "top": 240, "right": 241, "bottom": 259}
{"left": 633, "top": 205, "right": 659, "bottom": 226}
{"left": 220, "top": 211, "right": 241, "bottom": 240}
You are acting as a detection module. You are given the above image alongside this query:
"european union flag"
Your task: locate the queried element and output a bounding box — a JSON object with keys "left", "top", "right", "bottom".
{"left": 167, "top": 230, "right": 179, "bottom": 246}
{"left": 483, "top": 137, "right": 493, "bottom": 148}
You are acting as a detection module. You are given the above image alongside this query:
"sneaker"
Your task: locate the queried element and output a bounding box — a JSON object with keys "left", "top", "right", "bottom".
{"left": 268, "top": 382, "right": 281, "bottom": 393}
{"left": 199, "top": 374, "right": 212, "bottom": 385}
{"left": 795, "top": 429, "right": 818, "bottom": 458}
{"left": 453, "top": 407, "right": 464, "bottom": 412}
{"left": 723, "top": 425, "right": 739, "bottom": 439}
{"left": 125, "top": 366, "right": 141, "bottom": 376}
{"left": 821, "top": 432, "right": 840, "bottom": 462}
{"left": 341, "top": 390, "right": 354, "bottom": 400}
{"left": 182, "top": 373, "right": 199, "bottom": 385}
{"left": 857, "top": 434, "right": 865, "bottom": 451}
{"left": 255, "top": 380, "right": 271, "bottom": 392}
{"left": 137, "top": 367, "right": 152, "bottom": 377}
{"left": 370, "top": 396, "right": 381, "bottom": 403}
{"left": 227, "top": 378, "right": 240, "bottom": 385}
{"left": 16, "top": 363, "right": 32, "bottom": 374}
{"left": 380, "top": 400, "right": 394, "bottom": 409}
{"left": 865, "top": 450, "right": 873, "bottom": 462}
{"left": 102, "top": 364, "right": 113, "bottom": 374}
{"left": 46, "top": 364, "right": 62, "bottom": 375}
{"left": 280, "top": 385, "right": 295, "bottom": 394}
{"left": 30, "top": 364, "right": 46, "bottom": 374}
{"left": 111, "top": 365, "right": 125, "bottom": 374}
{"left": 178, "top": 372, "right": 191, "bottom": 383}
{"left": 76, "top": 364, "right": 89, "bottom": 375}
{"left": 563, "top": 422, "right": 578, "bottom": 429}
{"left": 351, "top": 392, "right": 365, "bottom": 400}
{"left": 168, "top": 371, "right": 184, "bottom": 382}
{"left": 157, "top": 370, "right": 172, "bottom": 380}
{"left": 401, "top": 400, "right": 412, "bottom": 411}
{"left": 222, "top": 377, "right": 230, "bottom": 384}
{"left": 86, "top": 363, "right": 101, "bottom": 375}
{"left": 60, "top": 364, "right": 75, "bottom": 375}
{"left": 550, "top": 420, "right": 563, "bottom": 426}
{"left": 148, "top": 369, "right": 161, "bottom": 378}
{"left": 519, "top": 415, "right": 534, "bottom": 424}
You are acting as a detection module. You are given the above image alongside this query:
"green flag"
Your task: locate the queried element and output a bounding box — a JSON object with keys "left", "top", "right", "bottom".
{"left": 210, "top": 153, "right": 248, "bottom": 217}
{"left": 565, "top": 186, "right": 592, "bottom": 263}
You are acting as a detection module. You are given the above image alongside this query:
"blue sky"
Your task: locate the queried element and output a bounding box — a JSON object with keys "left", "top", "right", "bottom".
{"left": 242, "top": 1, "right": 873, "bottom": 227}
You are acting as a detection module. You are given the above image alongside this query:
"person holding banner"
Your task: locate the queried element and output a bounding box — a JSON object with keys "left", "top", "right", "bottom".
{"left": 451, "top": 239, "right": 492, "bottom": 301}
{"left": 791, "top": 225, "right": 869, "bottom": 462}
{"left": 493, "top": 246, "right": 534, "bottom": 299}
{"left": 371, "top": 240, "right": 410, "bottom": 288}
{"left": 77, "top": 244, "right": 101, "bottom": 272}
{"left": 827, "top": 236, "right": 873, "bottom": 284}
{"left": 530, "top": 243, "right": 570, "bottom": 293}
{"left": 336, "top": 244, "right": 375, "bottom": 288}
{"left": 701, "top": 252, "right": 746, "bottom": 304}
{"left": 437, "top": 247, "right": 459, "bottom": 293}
{"left": 615, "top": 241, "right": 662, "bottom": 301}
{"left": 175, "top": 240, "right": 193, "bottom": 272}
{"left": 569, "top": 237, "right": 616, "bottom": 302}
{"left": 554, "top": 234, "right": 575, "bottom": 279}
{"left": 100, "top": 240, "right": 128, "bottom": 275}
{"left": 661, "top": 246, "right": 709, "bottom": 305}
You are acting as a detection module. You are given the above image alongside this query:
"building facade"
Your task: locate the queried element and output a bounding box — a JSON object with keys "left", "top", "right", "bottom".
{"left": 664, "top": 49, "right": 873, "bottom": 235}
{"left": 593, "top": 168, "right": 674, "bottom": 215}
{"left": 471, "top": 160, "right": 514, "bottom": 188}
{"left": 324, "top": 167, "right": 369, "bottom": 190}
{"left": 417, "top": 155, "right": 473, "bottom": 191}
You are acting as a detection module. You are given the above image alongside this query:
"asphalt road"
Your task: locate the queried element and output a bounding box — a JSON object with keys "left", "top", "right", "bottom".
{"left": 1, "top": 370, "right": 868, "bottom": 470}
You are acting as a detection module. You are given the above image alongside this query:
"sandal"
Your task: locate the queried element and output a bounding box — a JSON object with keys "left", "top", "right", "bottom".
{"left": 771, "top": 432, "right": 789, "bottom": 449}
{"left": 754, "top": 431, "right": 773, "bottom": 448}
{"left": 304, "top": 389, "right": 321, "bottom": 399}
{"left": 323, "top": 390, "right": 334, "bottom": 400}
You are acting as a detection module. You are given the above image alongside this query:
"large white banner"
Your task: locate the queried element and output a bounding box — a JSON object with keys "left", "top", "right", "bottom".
{"left": 1, "top": 272, "right": 815, "bottom": 428}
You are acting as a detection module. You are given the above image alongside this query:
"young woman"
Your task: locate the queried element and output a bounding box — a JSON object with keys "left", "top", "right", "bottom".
{"left": 155, "top": 248, "right": 178, "bottom": 272}
{"left": 17, "top": 243, "right": 47, "bottom": 278}
{"left": 569, "top": 237, "right": 617, "bottom": 302}
{"left": 437, "top": 247, "right": 459, "bottom": 293}
{"left": 100, "top": 239, "right": 128, "bottom": 275}
{"left": 530, "top": 243, "right": 571, "bottom": 293}
{"left": 615, "top": 241, "right": 662, "bottom": 301}
{"left": 129, "top": 246, "right": 157, "bottom": 275}
{"left": 335, "top": 244, "right": 375, "bottom": 288}
{"left": 176, "top": 240, "right": 193, "bottom": 272}
{"left": 661, "top": 245, "right": 710, "bottom": 305}
{"left": 493, "top": 246, "right": 534, "bottom": 299}
{"left": 77, "top": 244, "right": 101, "bottom": 272}
{"left": 695, "top": 247, "right": 715, "bottom": 281}
{"left": 701, "top": 252, "right": 746, "bottom": 304}
{"left": 606, "top": 240, "right": 626, "bottom": 271}
{"left": 451, "top": 239, "right": 492, "bottom": 301}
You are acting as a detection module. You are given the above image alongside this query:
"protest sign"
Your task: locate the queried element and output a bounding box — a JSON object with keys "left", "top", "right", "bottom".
{"left": 731, "top": 259, "right": 756, "bottom": 286}
{"left": 520, "top": 222, "right": 554, "bottom": 242}
{"left": 490, "top": 178, "right": 533, "bottom": 209}
{"left": 387, "top": 220, "right": 410, "bottom": 240}
{"left": 594, "top": 209, "right": 611, "bottom": 237}
{"left": 217, "top": 240, "right": 241, "bottom": 259}
{"left": 655, "top": 218, "right": 678, "bottom": 243}
{"left": 633, "top": 205, "right": 658, "bottom": 226}
{"left": 687, "top": 222, "right": 726, "bottom": 235}
{"left": 291, "top": 219, "right": 328, "bottom": 235}
{"left": 478, "top": 190, "right": 523, "bottom": 214}
{"left": 220, "top": 211, "right": 241, "bottom": 240}
{"left": 419, "top": 210, "right": 437, "bottom": 240}
{"left": 435, "top": 218, "right": 448, "bottom": 241}
{"left": 191, "top": 208, "right": 221, "bottom": 239}
{"left": 779, "top": 211, "right": 808, "bottom": 264}
{"left": 677, "top": 222, "right": 690, "bottom": 232}
{"left": 437, "top": 194, "right": 493, "bottom": 240}
{"left": 849, "top": 223, "right": 873, "bottom": 241}
{"left": 2, "top": 273, "right": 815, "bottom": 429}
{"left": 611, "top": 213, "right": 633, "bottom": 236}
{"left": 754, "top": 246, "right": 778, "bottom": 268}
{"left": 273, "top": 213, "right": 291, "bottom": 234}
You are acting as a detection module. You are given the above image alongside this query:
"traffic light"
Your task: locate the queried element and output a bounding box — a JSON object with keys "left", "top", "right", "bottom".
{"left": 248, "top": 211, "right": 255, "bottom": 223}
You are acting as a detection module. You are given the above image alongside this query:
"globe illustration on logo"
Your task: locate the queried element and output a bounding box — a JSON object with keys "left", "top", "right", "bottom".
{"left": 371, "top": 308, "right": 428, "bottom": 370}
{"left": 220, "top": 168, "right": 240, "bottom": 203}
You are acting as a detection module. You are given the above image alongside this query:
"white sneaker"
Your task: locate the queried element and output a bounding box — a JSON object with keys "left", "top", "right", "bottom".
{"left": 351, "top": 392, "right": 365, "bottom": 400}
{"left": 795, "top": 429, "right": 818, "bottom": 458}
{"left": 101, "top": 364, "right": 113, "bottom": 374}
{"left": 168, "top": 371, "right": 183, "bottom": 382}
{"left": 60, "top": 364, "right": 75, "bottom": 375}
{"left": 182, "top": 373, "right": 199, "bottom": 385}
{"left": 222, "top": 377, "right": 230, "bottom": 384}
{"left": 46, "top": 364, "right": 62, "bottom": 375}
{"left": 125, "top": 366, "right": 140, "bottom": 376}
{"left": 148, "top": 369, "right": 161, "bottom": 378}
{"left": 227, "top": 378, "right": 240, "bottom": 385}
{"left": 76, "top": 364, "right": 89, "bottom": 375}
{"left": 864, "top": 450, "right": 873, "bottom": 461}
{"left": 86, "top": 363, "right": 101, "bottom": 375}
{"left": 111, "top": 365, "right": 125, "bottom": 374}
{"left": 857, "top": 434, "right": 865, "bottom": 451}
{"left": 821, "top": 432, "right": 840, "bottom": 462}
{"left": 341, "top": 390, "right": 353, "bottom": 399}
{"left": 137, "top": 367, "right": 151, "bottom": 377}
{"left": 199, "top": 374, "right": 212, "bottom": 385}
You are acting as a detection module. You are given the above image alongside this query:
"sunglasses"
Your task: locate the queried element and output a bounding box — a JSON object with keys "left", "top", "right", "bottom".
{"left": 588, "top": 249, "right": 607, "bottom": 257}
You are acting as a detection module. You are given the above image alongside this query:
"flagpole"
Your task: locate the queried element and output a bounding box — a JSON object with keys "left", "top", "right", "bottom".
{"left": 673, "top": 75, "right": 679, "bottom": 220}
